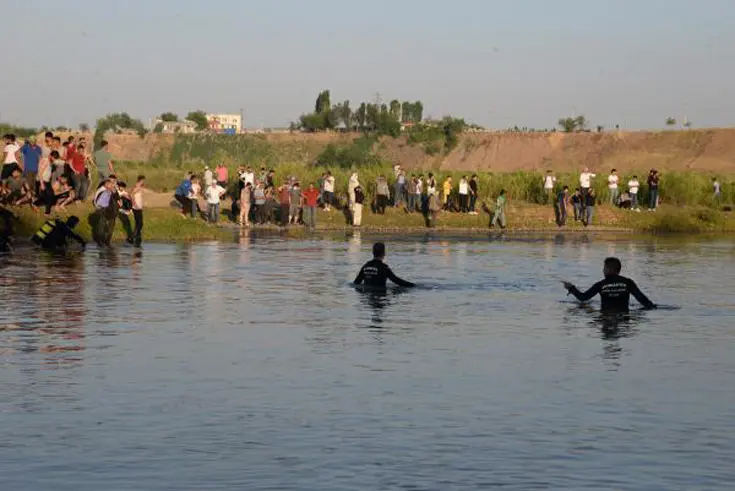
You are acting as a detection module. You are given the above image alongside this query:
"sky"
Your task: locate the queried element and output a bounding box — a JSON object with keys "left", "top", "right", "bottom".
{"left": 2, "top": 0, "right": 734, "bottom": 130}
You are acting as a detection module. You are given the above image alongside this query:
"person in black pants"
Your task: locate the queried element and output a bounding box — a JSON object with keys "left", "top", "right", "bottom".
{"left": 131, "top": 176, "right": 145, "bottom": 246}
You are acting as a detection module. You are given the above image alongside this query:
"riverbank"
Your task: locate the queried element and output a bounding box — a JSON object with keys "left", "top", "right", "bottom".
{"left": 6, "top": 200, "right": 734, "bottom": 244}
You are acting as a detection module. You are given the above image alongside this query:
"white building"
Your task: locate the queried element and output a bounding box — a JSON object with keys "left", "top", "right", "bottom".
{"left": 206, "top": 113, "right": 243, "bottom": 134}
{"left": 154, "top": 119, "right": 198, "bottom": 134}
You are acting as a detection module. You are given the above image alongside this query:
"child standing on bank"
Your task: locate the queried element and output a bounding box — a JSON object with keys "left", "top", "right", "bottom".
{"left": 131, "top": 175, "right": 145, "bottom": 246}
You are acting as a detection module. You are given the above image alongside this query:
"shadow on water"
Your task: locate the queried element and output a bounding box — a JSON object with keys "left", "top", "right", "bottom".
{"left": 563, "top": 303, "right": 649, "bottom": 369}
{"left": 355, "top": 287, "right": 406, "bottom": 329}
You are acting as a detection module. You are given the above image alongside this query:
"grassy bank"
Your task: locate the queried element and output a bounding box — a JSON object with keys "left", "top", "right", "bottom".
{"left": 5, "top": 201, "right": 733, "bottom": 245}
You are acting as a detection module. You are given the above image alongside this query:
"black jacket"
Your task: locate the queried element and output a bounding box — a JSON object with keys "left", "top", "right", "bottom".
{"left": 567, "top": 274, "right": 655, "bottom": 312}
{"left": 354, "top": 259, "right": 415, "bottom": 288}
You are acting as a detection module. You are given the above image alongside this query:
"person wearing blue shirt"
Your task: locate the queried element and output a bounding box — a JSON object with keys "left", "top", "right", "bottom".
{"left": 20, "top": 136, "right": 42, "bottom": 191}
{"left": 174, "top": 174, "right": 195, "bottom": 217}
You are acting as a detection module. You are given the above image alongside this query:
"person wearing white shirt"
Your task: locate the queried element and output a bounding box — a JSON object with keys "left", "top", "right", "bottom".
{"left": 203, "top": 166, "right": 214, "bottom": 187}
{"left": 348, "top": 172, "right": 359, "bottom": 208}
{"left": 458, "top": 176, "right": 470, "bottom": 213}
{"left": 543, "top": 170, "right": 556, "bottom": 204}
{"left": 608, "top": 169, "right": 620, "bottom": 205}
{"left": 323, "top": 171, "right": 335, "bottom": 211}
{"left": 204, "top": 181, "right": 226, "bottom": 223}
{"left": 627, "top": 175, "right": 640, "bottom": 211}
{"left": 240, "top": 167, "right": 255, "bottom": 186}
{"left": 579, "top": 167, "right": 596, "bottom": 194}
{"left": 2, "top": 134, "right": 22, "bottom": 180}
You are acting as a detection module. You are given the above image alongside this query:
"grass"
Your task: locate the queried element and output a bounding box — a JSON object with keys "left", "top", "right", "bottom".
{"left": 4, "top": 201, "right": 733, "bottom": 245}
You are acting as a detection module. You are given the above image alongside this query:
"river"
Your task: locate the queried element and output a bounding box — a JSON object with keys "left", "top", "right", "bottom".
{"left": 1, "top": 233, "right": 734, "bottom": 490}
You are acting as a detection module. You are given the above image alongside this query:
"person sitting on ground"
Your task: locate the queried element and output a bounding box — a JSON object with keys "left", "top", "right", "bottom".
{"left": 52, "top": 175, "right": 76, "bottom": 212}
{"left": 562, "top": 257, "right": 656, "bottom": 312}
{"left": 354, "top": 242, "right": 416, "bottom": 288}
{"left": 2, "top": 167, "right": 30, "bottom": 205}
{"left": 32, "top": 215, "right": 86, "bottom": 251}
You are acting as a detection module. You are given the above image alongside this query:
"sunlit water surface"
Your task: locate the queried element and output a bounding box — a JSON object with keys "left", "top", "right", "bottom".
{"left": 1, "top": 233, "right": 734, "bottom": 490}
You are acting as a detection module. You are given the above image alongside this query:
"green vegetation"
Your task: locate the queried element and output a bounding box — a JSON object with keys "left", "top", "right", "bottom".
{"left": 558, "top": 115, "right": 588, "bottom": 133}
{"left": 160, "top": 112, "right": 179, "bottom": 122}
{"left": 296, "top": 89, "right": 422, "bottom": 137}
{"left": 93, "top": 113, "right": 147, "bottom": 146}
{"left": 186, "top": 110, "right": 209, "bottom": 131}
{"left": 666, "top": 117, "right": 677, "bottom": 127}
{"left": 0, "top": 123, "right": 39, "bottom": 138}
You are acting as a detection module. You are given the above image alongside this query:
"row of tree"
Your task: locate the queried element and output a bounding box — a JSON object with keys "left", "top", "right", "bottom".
{"left": 296, "top": 90, "right": 425, "bottom": 135}
{"left": 156, "top": 110, "right": 209, "bottom": 131}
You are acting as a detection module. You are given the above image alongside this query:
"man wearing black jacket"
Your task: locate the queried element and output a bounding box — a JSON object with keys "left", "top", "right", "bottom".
{"left": 354, "top": 242, "right": 415, "bottom": 288}
{"left": 563, "top": 257, "right": 656, "bottom": 312}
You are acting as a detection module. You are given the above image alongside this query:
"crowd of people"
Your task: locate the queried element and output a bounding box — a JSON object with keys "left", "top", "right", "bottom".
{"left": 168, "top": 163, "right": 507, "bottom": 229}
{"left": 1, "top": 132, "right": 146, "bottom": 249}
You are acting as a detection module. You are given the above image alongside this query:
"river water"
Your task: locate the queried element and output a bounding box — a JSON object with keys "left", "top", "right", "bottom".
{"left": 1, "top": 233, "right": 734, "bottom": 490}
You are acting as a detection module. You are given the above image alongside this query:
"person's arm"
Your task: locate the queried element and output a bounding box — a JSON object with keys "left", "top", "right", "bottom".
{"left": 386, "top": 265, "right": 415, "bottom": 287}
{"left": 628, "top": 279, "right": 656, "bottom": 309}
{"left": 108, "top": 158, "right": 115, "bottom": 175}
{"left": 353, "top": 267, "right": 365, "bottom": 285}
{"left": 563, "top": 280, "right": 601, "bottom": 302}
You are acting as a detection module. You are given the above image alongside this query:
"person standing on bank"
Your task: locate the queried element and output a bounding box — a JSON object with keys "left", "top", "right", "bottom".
{"left": 490, "top": 189, "right": 507, "bottom": 229}
{"left": 354, "top": 242, "right": 415, "bottom": 288}
{"left": 608, "top": 169, "right": 619, "bottom": 205}
{"left": 647, "top": 169, "right": 660, "bottom": 211}
{"left": 458, "top": 176, "right": 470, "bottom": 213}
{"left": 583, "top": 188, "right": 596, "bottom": 226}
{"left": 94, "top": 140, "right": 115, "bottom": 182}
{"left": 353, "top": 185, "right": 365, "bottom": 227}
{"left": 555, "top": 185, "right": 569, "bottom": 227}
{"left": 469, "top": 174, "right": 479, "bottom": 215}
{"left": 131, "top": 175, "right": 145, "bottom": 247}
{"left": 302, "top": 183, "right": 320, "bottom": 229}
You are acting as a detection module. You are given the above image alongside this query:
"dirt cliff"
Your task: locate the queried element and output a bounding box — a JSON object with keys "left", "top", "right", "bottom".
{"left": 104, "top": 129, "right": 735, "bottom": 173}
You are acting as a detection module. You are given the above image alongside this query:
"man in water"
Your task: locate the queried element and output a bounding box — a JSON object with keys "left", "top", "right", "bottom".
{"left": 562, "top": 257, "right": 656, "bottom": 312}
{"left": 32, "top": 215, "right": 86, "bottom": 251}
{"left": 354, "top": 242, "right": 415, "bottom": 288}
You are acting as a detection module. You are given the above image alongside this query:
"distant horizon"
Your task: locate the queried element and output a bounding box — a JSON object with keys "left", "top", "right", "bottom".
{"left": 2, "top": 0, "right": 734, "bottom": 131}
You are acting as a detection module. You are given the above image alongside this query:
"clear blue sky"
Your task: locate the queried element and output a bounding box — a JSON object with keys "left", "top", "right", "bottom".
{"left": 2, "top": 0, "right": 733, "bottom": 130}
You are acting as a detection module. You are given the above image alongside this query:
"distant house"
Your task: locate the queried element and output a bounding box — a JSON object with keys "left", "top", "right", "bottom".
{"left": 155, "top": 119, "right": 197, "bottom": 134}
{"left": 206, "top": 113, "right": 243, "bottom": 134}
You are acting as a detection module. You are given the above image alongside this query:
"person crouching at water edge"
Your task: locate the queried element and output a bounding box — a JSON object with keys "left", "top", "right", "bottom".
{"left": 563, "top": 257, "right": 656, "bottom": 313}
{"left": 32, "top": 215, "right": 86, "bottom": 251}
{"left": 93, "top": 179, "right": 117, "bottom": 247}
{"left": 354, "top": 242, "right": 415, "bottom": 288}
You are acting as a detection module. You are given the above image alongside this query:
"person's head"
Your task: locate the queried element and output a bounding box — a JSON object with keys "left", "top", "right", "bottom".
{"left": 293, "top": 181, "right": 300, "bottom": 188}
{"left": 52, "top": 136, "right": 62, "bottom": 146}
{"left": 355, "top": 185, "right": 361, "bottom": 192}
{"left": 428, "top": 172, "right": 434, "bottom": 178}
{"left": 471, "top": 174, "right": 477, "bottom": 179}
{"left": 499, "top": 189, "right": 506, "bottom": 196}
{"left": 49, "top": 150, "right": 60, "bottom": 161}
{"left": 67, "top": 136, "right": 75, "bottom": 144}
{"left": 308, "top": 182, "right": 315, "bottom": 190}
{"left": 563, "top": 185, "right": 569, "bottom": 192}
{"left": 28, "top": 135, "right": 37, "bottom": 145}
{"left": 117, "top": 181, "right": 127, "bottom": 190}
{"left": 100, "top": 139, "right": 109, "bottom": 149}
{"left": 462, "top": 175, "right": 467, "bottom": 180}
{"left": 546, "top": 169, "right": 552, "bottom": 174}
{"left": 109, "top": 174, "right": 117, "bottom": 181}
{"left": 372, "top": 242, "right": 386, "bottom": 259}
{"left": 589, "top": 188, "right": 596, "bottom": 196}
{"left": 583, "top": 167, "right": 589, "bottom": 173}
{"left": 191, "top": 175, "right": 199, "bottom": 183}
{"left": 632, "top": 174, "right": 638, "bottom": 180}
{"left": 3, "top": 134, "right": 16, "bottom": 144}
{"left": 603, "top": 257, "right": 622, "bottom": 276}
{"left": 712, "top": 177, "right": 718, "bottom": 182}
{"left": 60, "top": 175, "right": 70, "bottom": 185}
{"left": 136, "top": 175, "right": 146, "bottom": 186}
{"left": 66, "top": 216, "right": 80, "bottom": 229}
{"left": 611, "top": 168, "right": 617, "bottom": 174}
{"left": 10, "top": 167, "right": 21, "bottom": 179}
{"left": 204, "top": 165, "right": 210, "bottom": 171}
{"left": 260, "top": 166, "right": 266, "bottom": 171}
{"left": 103, "top": 179, "right": 114, "bottom": 190}
{"left": 44, "top": 131, "right": 54, "bottom": 142}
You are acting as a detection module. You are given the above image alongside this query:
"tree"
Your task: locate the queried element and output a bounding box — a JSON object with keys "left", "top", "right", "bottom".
{"left": 341, "top": 100, "right": 352, "bottom": 129}
{"left": 684, "top": 120, "right": 692, "bottom": 128}
{"left": 160, "top": 112, "right": 178, "bottom": 122}
{"left": 315, "top": 90, "right": 331, "bottom": 115}
{"left": 78, "top": 123, "right": 90, "bottom": 132}
{"left": 412, "top": 101, "right": 424, "bottom": 123}
{"left": 665, "top": 117, "right": 676, "bottom": 126}
{"left": 94, "top": 112, "right": 147, "bottom": 146}
{"left": 186, "top": 110, "right": 209, "bottom": 131}
{"left": 557, "top": 115, "right": 587, "bottom": 133}
{"left": 356, "top": 103, "right": 367, "bottom": 131}
{"left": 153, "top": 122, "right": 164, "bottom": 133}
{"left": 401, "top": 101, "right": 413, "bottom": 123}
{"left": 389, "top": 100, "right": 401, "bottom": 121}
{"left": 366, "top": 104, "right": 380, "bottom": 131}
{"left": 299, "top": 112, "right": 325, "bottom": 132}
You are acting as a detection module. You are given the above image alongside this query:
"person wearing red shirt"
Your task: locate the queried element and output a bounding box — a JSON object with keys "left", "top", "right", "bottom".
{"left": 70, "top": 143, "right": 89, "bottom": 201}
{"left": 301, "top": 183, "right": 320, "bottom": 229}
